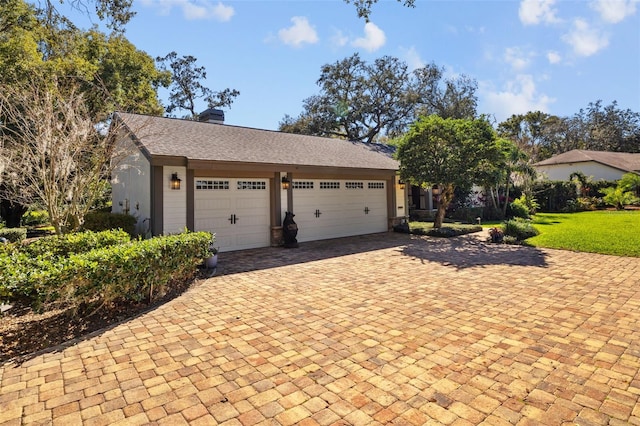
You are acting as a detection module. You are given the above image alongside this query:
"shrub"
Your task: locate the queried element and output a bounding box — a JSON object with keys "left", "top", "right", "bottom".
{"left": 0, "top": 228, "right": 27, "bottom": 243}
{"left": 533, "top": 181, "right": 577, "bottom": 212}
{"left": 507, "top": 196, "right": 530, "bottom": 219}
{"left": 0, "top": 231, "right": 211, "bottom": 309}
{"left": 503, "top": 218, "right": 539, "bottom": 241}
{"left": 83, "top": 211, "right": 137, "bottom": 236}
{"left": 22, "top": 229, "right": 131, "bottom": 258}
{"left": 21, "top": 209, "right": 50, "bottom": 227}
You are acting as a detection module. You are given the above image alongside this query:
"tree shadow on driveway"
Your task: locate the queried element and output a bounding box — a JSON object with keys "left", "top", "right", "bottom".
{"left": 401, "top": 233, "right": 549, "bottom": 269}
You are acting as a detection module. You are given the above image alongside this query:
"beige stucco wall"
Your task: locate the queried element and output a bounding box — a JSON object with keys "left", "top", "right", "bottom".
{"left": 536, "top": 161, "right": 625, "bottom": 182}
{"left": 111, "top": 140, "right": 151, "bottom": 236}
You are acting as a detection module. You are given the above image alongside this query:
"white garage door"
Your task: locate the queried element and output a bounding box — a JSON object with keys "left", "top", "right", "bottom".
{"left": 290, "top": 180, "right": 388, "bottom": 243}
{"left": 194, "top": 178, "right": 270, "bottom": 252}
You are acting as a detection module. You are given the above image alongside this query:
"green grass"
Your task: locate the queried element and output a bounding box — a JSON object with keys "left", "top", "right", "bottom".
{"left": 527, "top": 211, "right": 640, "bottom": 257}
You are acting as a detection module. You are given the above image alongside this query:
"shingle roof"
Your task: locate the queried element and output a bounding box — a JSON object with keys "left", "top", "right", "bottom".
{"left": 534, "top": 149, "right": 640, "bottom": 173}
{"left": 115, "top": 112, "right": 398, "bottom": 171}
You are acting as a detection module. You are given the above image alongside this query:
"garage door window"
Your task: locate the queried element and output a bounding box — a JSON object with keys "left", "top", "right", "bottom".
{"left": 237, "top": 181, "right": 266, "bottom": 190}
{"left": 320, "top": 181, "right": 340, "bottom": 189}
{"left": 346, "top": 182, "right": 364, "bottom": 189}
{"left": 368, "top": 182, "right": 385, "bottom": 189}
{"left": 293, "top": 181, "right": 314, "bottom": 189}
{"left": 196, "top": 180, "right": 229, "bottom": 190}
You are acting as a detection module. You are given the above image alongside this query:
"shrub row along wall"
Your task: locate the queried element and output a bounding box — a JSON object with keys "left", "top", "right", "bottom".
{"left": 0, "top": 231, "right": 211, "bottom": 309}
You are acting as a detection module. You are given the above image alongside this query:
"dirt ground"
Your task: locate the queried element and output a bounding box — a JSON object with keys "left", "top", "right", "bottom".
{"left": 0, "top": 275, "right": 205, "bottom": 365}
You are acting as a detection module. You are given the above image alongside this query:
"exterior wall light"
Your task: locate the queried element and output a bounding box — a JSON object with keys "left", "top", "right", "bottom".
{"left": 170, "top": 172, "right": 181, "bottom": 190}
{"left": 281, "top": 176, "right": 290, "bottom": 190}
{"left": 432, "top": 186, "right": 440, "bottom": 195}
{"left": 398, "top": 180, "right": 405, "bottom": 190}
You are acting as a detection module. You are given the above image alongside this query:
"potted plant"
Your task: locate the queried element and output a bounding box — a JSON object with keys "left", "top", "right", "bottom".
{"left": 205, "top": 237, "right": 219, "bottom": 268}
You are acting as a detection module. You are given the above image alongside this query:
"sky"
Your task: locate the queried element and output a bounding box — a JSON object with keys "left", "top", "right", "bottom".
{"left": 66, "top": 0, "right": 640, "bottom": 130}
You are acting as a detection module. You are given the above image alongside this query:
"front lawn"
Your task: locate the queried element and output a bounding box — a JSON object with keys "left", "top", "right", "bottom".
{"left": 528, "top": 211, "right": 640, "bottom": 257}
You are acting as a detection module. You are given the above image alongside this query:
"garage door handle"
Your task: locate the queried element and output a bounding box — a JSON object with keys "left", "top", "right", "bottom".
{"left": 364, "top": 207, "right": 370, "bottom": 214}
{"left": 228, "top": 214, "right": 238, "bottom": 224}
{"left": 314, "top": 209, "right": 322, "bottom": 218}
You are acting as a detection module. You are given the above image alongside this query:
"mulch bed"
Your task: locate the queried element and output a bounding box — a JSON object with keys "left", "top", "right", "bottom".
{"left": 0, "top": 274, "right": 207, "bottom": 366}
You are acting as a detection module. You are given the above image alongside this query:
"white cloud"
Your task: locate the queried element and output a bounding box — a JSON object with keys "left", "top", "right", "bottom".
{"left": 562, "top": 18, "right": 609, "bottom": 56}
{"left": 401, "top": 46, "right": 425, "bottom": 71}
{"left": 547, "top": 51, "right": 562, "bottom": 63}
{"left": 591, "top": 0, "right": 638, "bottom": 23}
{"left": 330, "top": 29, "right": 349, "bottom": 48}
{"left": 278, "top": 17, "right": 319, "bottom": 48}
{"left": 519, "top": 0, "right": 561, "bottom": 25}
{"left": 482, "top": 75, "right": 555, "bottom": 122}
{"left": 351, "top": 22, "right": 386, "bottom": 52}
{"left": 142, "top": 0, "right": 234, "bottom": 21}
{"left": 504, "top": 47, "right": 534, "bottom": 71}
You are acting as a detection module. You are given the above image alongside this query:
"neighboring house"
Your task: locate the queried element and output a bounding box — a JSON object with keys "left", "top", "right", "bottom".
{"left": 111, "top": 110, "right": 406, "bottom": 252}
{"left": 534, "top": 149, "right": 640, "bottom": 181}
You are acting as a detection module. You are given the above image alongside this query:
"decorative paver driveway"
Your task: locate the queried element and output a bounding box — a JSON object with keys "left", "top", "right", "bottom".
{"left": 1, "top": 232, "right": 640, "bottom": 425}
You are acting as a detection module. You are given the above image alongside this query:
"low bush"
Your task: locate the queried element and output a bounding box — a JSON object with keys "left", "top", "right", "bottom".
{"left": 409, "top": 222, "right": 482, "bottom": 237}
{"left": 21, "top": 209, "right": 49, "bottom": 227}
{"left": 0, "top": 231, "right": 211, "bottom": 309}
{"left": 22, "top": 229, "right": 131, "bottom": 258}
{"left": 0, "top": 227, "right": 27, "bottom": 243}
{"left": 503, "top": 218, "right": 539, "bottom": 241}
{"left": 83, "top": 211, "right": 137, "bottom": 236}
{"left": 507, "top": 196, "right": 530, "bottom": 219}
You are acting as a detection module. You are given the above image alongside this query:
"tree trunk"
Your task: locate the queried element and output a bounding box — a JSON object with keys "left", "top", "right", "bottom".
{"left": 433, "top": 184, "right": 454, "bottom": 228}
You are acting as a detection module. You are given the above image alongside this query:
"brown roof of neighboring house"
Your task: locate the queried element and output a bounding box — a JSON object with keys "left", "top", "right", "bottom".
{"left": 115, "top": 112, "right": 399, "bottom": 171}
{"left": 534, "top": 149, "right": 640, "bottom": 173}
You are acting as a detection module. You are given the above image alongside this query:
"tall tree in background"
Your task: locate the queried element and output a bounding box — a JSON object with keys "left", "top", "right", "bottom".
{"left": 396, "top": 115, "right": 498, "bottom": 228}
{"left": 156, "top": 51, "right": 240, "bottom": 120}
{"left": 280, "top": 54, "right": 477, "bottom": 143}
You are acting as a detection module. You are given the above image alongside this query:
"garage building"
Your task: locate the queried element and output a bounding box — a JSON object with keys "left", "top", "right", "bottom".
{"left": 111, "top": 110, "right": 406, "bottom": 252}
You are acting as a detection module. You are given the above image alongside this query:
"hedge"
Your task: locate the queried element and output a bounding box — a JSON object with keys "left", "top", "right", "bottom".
{"left": 83, "top": 211, "right": 137, "bottom": 236}
{"left": 0, "top": 231, "right": 212, "bottom": 309}
{"left": 22, "top": 229, "right": 131, "bottom": 258}
{"left": 0, "top": 228, "right": 27, "bottom": 243}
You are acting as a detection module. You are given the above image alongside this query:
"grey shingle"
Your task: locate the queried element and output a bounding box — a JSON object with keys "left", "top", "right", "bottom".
{"left": 116, "top": 112, "right": 398, "bottom": 171}
{"left": 534, "top": 149, "right": 640, "bottom": 173}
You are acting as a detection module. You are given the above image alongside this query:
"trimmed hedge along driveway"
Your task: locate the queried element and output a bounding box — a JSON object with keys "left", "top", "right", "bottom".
{"left": 1, "top": 232, "right": 640, "bottom": 425}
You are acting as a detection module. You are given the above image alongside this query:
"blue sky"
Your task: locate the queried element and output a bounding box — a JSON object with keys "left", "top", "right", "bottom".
{"left": 69, "top": 0, "right": 639, "bottom": 130}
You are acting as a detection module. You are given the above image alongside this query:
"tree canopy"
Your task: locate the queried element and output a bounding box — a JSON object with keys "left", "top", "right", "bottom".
{"left": 498, "top": 101, "right": 640, "bottom": 162}
{"left": 396, "top": 115, "right": 498, "bottom": 227}
{"left": 280, "top": 53, "right": 477, "bottom": 143}
{"left": 156, "top": 51, "right": 240, "bottom": 120}
{"left": 344, "top": 0, "right": 415, "bottom": 20}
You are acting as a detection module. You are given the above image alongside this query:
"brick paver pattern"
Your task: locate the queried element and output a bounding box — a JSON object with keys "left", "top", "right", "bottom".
{"left": 1, "top": 232, "right": 640, "bottom": 425}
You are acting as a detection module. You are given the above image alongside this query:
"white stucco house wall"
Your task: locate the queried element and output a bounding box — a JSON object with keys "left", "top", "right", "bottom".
{"left": 110, "top": 110, "right": 407, "bottom": 252}
{"left": 534, "top": 150, "right": 640, "bottom": 182}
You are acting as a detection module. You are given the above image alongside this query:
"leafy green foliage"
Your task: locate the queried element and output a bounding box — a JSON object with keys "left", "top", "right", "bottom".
{"left": 409, "top": 222, "right": 482, "bottom": 237}
{"left": 0, "top": 231, "right": 211, "bottom": 308}
{"left": 0, "top": 227, "right": 27, "bottom": 243}
{"left": 280, "top": 54, "right": 477, "bottom": 143}
{"left": 502, "top": 218, "right": 539, "bottom": 241}
{"left": 508, "top": 196, "right": 531, "bottom": 219}
{"left": 533, "top": 181, "right": 578, "bottom": 212}
{"left": 529, "top": 211, "right": 640, "bottom": 257}
{"left": 397, "top": 115, "right": 499, "bottom": 227}
{"left": 21, "top": 209, "right": 49, "bottom": 227}
{"left": 156, "top": 51, "right": 239, "bottom": 119}
{"left": 22, "top": 229, "right": 130, "bottom": 258}
{"left": 83, "top": 211, "right": 137, "bottom": 236}
{"left": 602, "top": 186, "right": 638, "bottom": 210}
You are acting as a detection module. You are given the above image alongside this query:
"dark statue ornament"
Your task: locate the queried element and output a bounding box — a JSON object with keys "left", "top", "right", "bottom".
{"left": 283, "top": 211, "right": 299, "bottom": 248}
